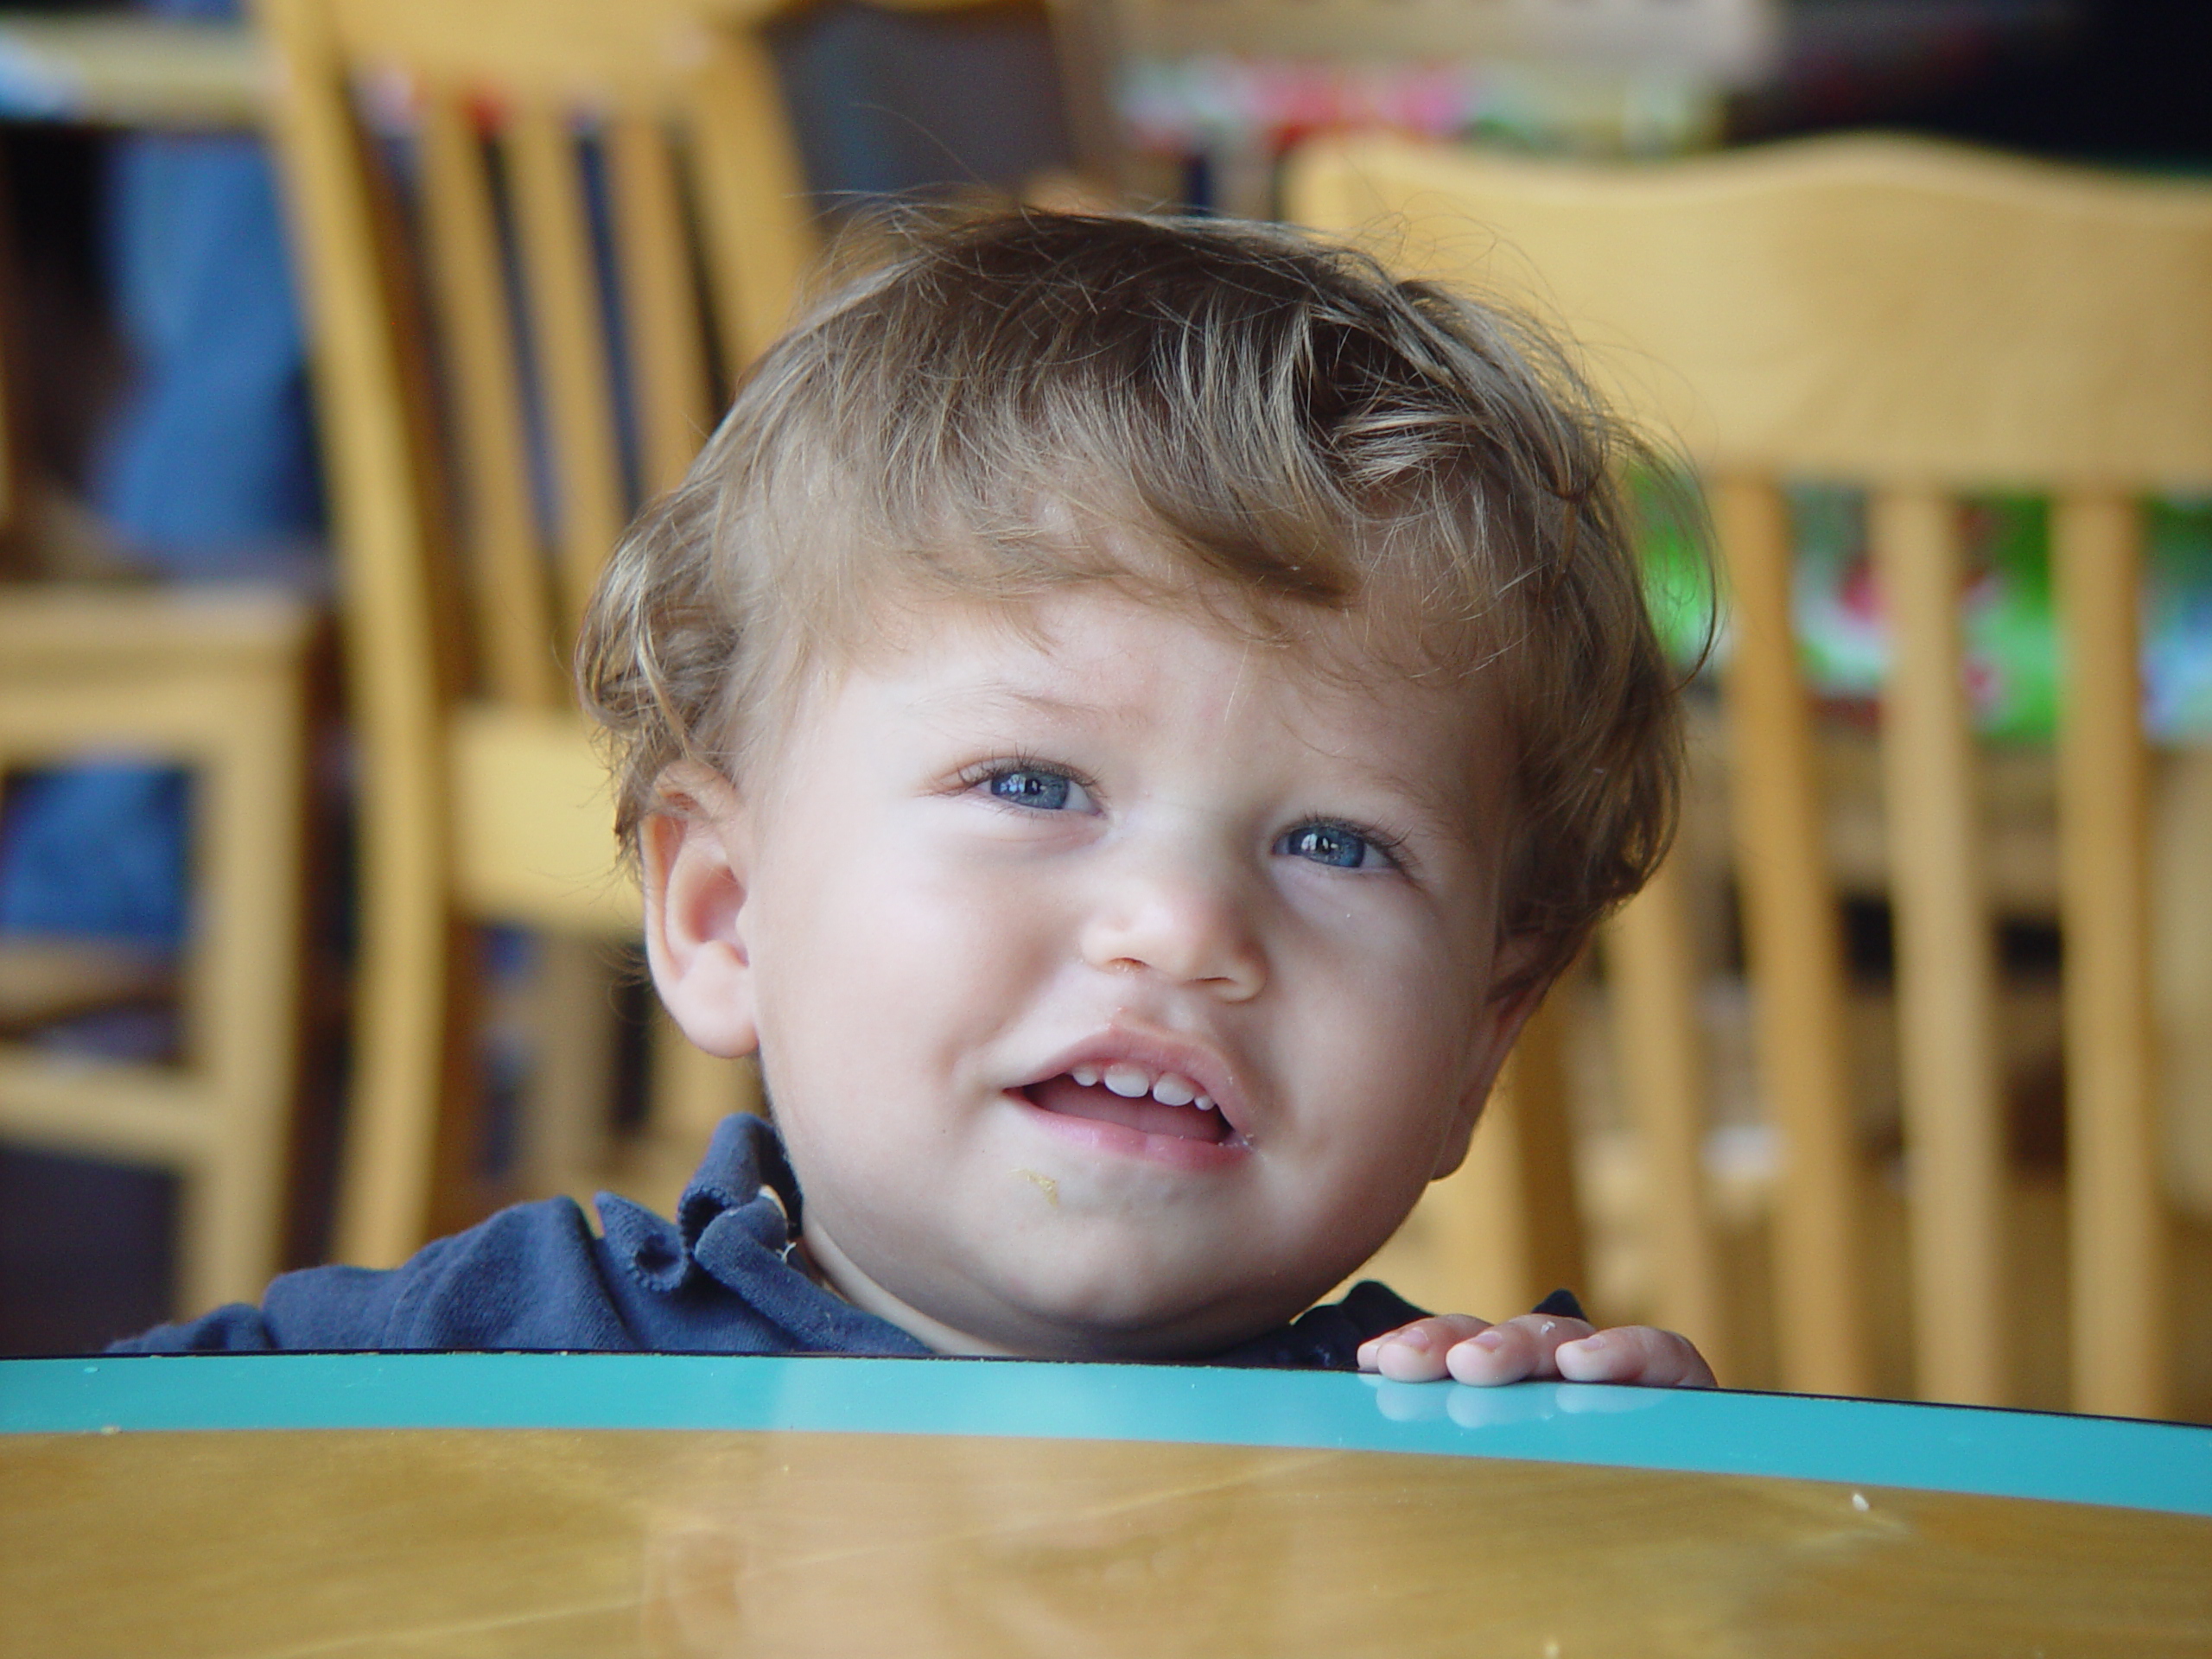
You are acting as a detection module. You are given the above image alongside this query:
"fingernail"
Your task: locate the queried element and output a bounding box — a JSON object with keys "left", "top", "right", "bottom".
{"left": 1395, "top": 1327, "right": 1434, "bottom": 1353}
{"left": 1471, "top": 1329, "right": 1506, "bottom": 1351}
{"left": 1576, "top": 1332, "right": 1606, "bottom": 1351}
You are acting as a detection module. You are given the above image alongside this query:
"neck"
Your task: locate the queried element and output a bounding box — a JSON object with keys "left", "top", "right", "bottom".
{"left": 799, "top": 1217, "right": 1016, "bottom": 1357}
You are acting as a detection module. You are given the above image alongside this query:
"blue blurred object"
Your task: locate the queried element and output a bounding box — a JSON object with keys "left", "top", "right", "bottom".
{"left": 0, "top": 0, "right": 318, "bottom": 956}
{"left": 0, "top": 766, "right": 191, "bottom": 948}
{"left": 90, "top": 0, "right": 321, "bottom": 569}
{"left": 769, "top": 0, "right": 1075, "bottom": 208}
{"left": 88, "top": 130, "right": 320, "bottom": 569}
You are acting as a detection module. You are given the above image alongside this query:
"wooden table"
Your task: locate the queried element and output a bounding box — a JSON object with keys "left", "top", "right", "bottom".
{"left": 4, "top": 1355, "right": 2209, "bottom": 1656}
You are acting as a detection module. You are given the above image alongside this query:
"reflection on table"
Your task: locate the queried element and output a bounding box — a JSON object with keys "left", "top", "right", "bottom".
{"left": 11, "top": 1424, "right": 2211, "bottom": 1656}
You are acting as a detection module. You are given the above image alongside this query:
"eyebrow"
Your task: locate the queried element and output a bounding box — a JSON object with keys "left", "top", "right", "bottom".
{"left": 906, "top": 679, "right": 1145, "bottom": 730}
{"left": 1328, "top": 756, "right": 1489, "bottom": 858}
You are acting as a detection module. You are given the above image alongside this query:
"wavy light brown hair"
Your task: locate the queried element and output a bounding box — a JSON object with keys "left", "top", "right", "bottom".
{"left": 579, "top": 208, "right": 1688, "bottom": 992}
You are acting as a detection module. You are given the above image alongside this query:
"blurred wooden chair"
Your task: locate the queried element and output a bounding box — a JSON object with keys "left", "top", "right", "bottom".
{"left": 0, "top": 26, "right": 321, "bottom": 1328}
{"left": 257, "top": 0, "right": 1096, "bottom": 1268}
{"left": 0, "top": 582, "right": 314, "bottom": 1322}
{"left": 1288, "top": 131, "right": 2212, "bottom": 1416}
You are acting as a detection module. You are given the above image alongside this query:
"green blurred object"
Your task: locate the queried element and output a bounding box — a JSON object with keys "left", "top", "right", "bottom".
{"left": 1634, "top": 467, "right": 1719, "bottom": 673}
{"left": 1642, "top": 481, "right": 2212, "bottom": 744}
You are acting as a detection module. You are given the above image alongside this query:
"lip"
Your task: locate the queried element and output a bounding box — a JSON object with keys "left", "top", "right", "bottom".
{"left": 1021, "top": 1026, "right": 1250, "bottom": 1135}
{"left": 1008, "top": 1024, "right": 1255, "bottom": 1169}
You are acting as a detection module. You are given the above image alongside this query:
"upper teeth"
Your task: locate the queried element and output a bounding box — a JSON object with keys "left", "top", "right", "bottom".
{"left": 1069, "top": 1063, "right": 1213, "bottom": 1112}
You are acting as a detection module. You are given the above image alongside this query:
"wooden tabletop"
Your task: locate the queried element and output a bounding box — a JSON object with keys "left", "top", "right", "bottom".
{"left": 5, "top": 1355, "right": 2209, "bottom": 1656}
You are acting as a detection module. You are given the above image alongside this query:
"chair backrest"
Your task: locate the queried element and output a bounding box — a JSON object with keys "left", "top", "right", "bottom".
{"left": 254, "top": 0, "right": 823, "bottom": 1265}
{"left": 260, "top": 0, "right": 1091, "bottom": 895}
{"left": 1287, "top": 132, "right": 2212, "bottom": 1416}
{"left": 258, "top": 0, "right": 811, "bottom": 726}
{"left": 257, "top": 0, "right": 1083, "bottom": 1266}
{"left": 1106, "top": 0, "right": 1772, "bottom": 71}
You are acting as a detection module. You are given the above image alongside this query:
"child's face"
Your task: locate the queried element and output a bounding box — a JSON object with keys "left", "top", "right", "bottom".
{"left": 648, "top": 582, "right": 1535, "bottom": 1358}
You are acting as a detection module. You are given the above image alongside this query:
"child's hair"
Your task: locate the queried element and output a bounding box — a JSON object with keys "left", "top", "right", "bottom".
{"left": 579, "top": 208, "right": 1688, "bottom": 993}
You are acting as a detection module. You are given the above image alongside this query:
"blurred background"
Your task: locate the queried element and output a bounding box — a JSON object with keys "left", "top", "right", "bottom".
{"left": 0, "top": 0, "right": 2205, "bottom": 1419}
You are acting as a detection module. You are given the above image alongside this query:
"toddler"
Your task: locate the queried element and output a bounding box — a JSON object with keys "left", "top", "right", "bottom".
{"left": 121, "top": 210, "right": 1711, "bottom": 1390}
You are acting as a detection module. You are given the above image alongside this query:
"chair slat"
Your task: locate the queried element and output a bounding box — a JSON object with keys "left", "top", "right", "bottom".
{"left": 416, "top": 87, "right": 557, "bottom": 708}
{"left": 1604, "top": 856, "right": 1730, "bottom": 1376}
{"left": 652, "top": 1013, "right": 763, "bottom": 1146}
{"left": 686, "top": 32, "right": 813, "bottom": 373}
{"left": 607, "top": 111, "right": 712, "bottom": 498}
{"left": 1511, "top": 987, "right": 1590, "bottom": 1313}
{"left": 1872, "top": 486, "right": 2009, "bottom": 1406}
{"left": 504, "top": 103, "right": 627, "bottom": 640}
{"left": 1447, "top": 989, "right": 1587, "bottom": 1320}
{"left": 1714, "top": 474, "right": 1871, "bottom": 1398}
{"left": 2054, "top": 491, "right": 2170, "bottom": 1419}
{"left": 521, "top": 935, "right": 617, "bottom": 1195}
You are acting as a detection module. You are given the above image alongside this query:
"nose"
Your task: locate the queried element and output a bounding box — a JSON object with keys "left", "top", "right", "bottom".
{"left": 1077, "top": 845, "right": 1267, "bottom": 1001}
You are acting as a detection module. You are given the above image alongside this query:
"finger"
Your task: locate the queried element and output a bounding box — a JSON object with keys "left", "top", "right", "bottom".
{"left": 1442, "top": 1313, "right": 1596, "bottom": 1385}
{"left": 1357, "top": 1314, "right": 1493, "bottom": 1382}
{"left": 1554, "top": 1325, "right": 1717, "bottom": 1389}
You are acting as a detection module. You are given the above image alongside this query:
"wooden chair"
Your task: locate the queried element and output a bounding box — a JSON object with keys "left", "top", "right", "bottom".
{"left": 0, "top": 584, "right": 315, "bottom": 1320}
{"left": 0, "top": 131, "right": 319, "bottom": 1321}
{"left": 256, "top": 0, "right": 1095, "bottom": 1268}
{"left": 1287, "top": 132, "right": 2212, "bottom": 1417}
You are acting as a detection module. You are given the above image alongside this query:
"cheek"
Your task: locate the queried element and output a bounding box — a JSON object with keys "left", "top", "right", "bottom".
{"left": 1292, "top": 882, "right": 1493, "bottom": 1031}
{"left": 748, "top": 816, "right": 1070, "bottom": 1086}
{"left": 1276, "top": 906, "right": 1497, "bottom": 1144}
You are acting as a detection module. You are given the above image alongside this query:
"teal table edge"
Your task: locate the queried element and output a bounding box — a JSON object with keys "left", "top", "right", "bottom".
{"left": 5, "top": 1353, "right": 2209, "bottom": 1519}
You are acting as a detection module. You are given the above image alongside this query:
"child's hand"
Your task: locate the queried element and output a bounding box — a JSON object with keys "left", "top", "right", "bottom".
{"left": 1356, "top": 1313, "right": 1716, "bottom": 1389}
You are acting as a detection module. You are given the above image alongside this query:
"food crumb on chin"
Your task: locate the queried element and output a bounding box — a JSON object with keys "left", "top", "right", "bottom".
{"left": 1015, "top": 1167, "right": 1060, "bottom": 1206}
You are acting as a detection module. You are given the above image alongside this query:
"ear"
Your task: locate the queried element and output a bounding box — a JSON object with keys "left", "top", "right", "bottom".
{"left": 640, "top": 763, "right": 759, "bottom": 1059}
{"left": 1427, "top": 934, "right": 1555, "bottom": 1180}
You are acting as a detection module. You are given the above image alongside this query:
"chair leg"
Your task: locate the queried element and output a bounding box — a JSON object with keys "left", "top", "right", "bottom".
{"left": 334, "top": 803, "right": 455, "bottom": 1268}
{"left": 651, "top": 1005, "right": 761, "bottom": 1149}
{"left": 1605, "top": 856, "right": 1731, "bottom": 1379}
{"left": 519, "top": 933, "right": 618, "bottom": 1201}
{"left": 1434, "top": 988, "right": 1587, "bottom": 1322}
{"left": 180, "top": 657, "right": 305, "bottom": 1316}
{"left": 2155, "top": 746, "right": 2212, "bottom": 1217}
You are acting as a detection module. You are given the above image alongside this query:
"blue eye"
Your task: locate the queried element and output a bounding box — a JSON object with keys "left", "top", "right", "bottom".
{"left": 987, "top": 767, "right": 1076, "bottom": 810}
{"left": 1277, "top": 823, "right": 1382, "bottom": 869}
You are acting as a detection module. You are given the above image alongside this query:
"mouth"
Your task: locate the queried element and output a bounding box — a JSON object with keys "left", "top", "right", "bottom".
{"left": 1021, "top": 1063, "right": 1236, "bottom": 1145}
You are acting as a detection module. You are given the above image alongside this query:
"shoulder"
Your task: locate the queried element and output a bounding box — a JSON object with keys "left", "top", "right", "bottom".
{"left": 367, "top": 1195, "right": 640, "bottom": 1350}
{"left": 113, "top": 1195, "right": 632, "bottom": 1353}
{"left": 109, "top": 1116, "right": 929, "bottom": 1357}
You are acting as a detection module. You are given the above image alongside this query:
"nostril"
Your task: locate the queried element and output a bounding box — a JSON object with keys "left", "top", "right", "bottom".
{"left": 1077, "top": 895, "right": 1267, "bottom": 995}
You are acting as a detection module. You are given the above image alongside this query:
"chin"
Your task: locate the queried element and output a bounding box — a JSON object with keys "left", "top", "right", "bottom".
{"left": 975, "top": 1268, "right": 1315, "bottom": 1360}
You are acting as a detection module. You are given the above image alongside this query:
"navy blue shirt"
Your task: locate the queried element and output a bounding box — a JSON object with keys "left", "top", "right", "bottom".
{"left": 113, "top": 1115, "right": 1433, "bottom": 1368}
